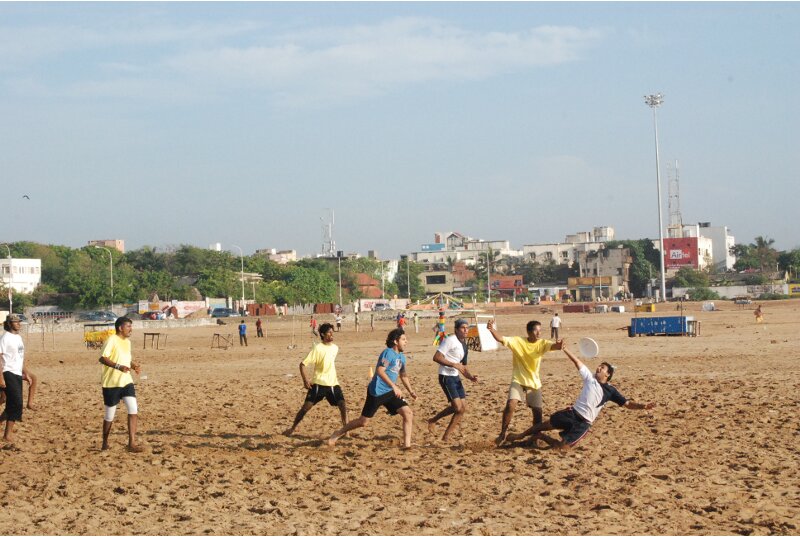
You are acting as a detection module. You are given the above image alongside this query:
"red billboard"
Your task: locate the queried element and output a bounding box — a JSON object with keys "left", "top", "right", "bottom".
{"left": 664, "top": 237, "right": 699, "bottom": 269}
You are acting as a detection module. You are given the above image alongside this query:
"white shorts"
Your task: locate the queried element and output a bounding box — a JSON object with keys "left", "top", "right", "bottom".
{"left": 508, "top": 381, "right": 543, "bottom": 409}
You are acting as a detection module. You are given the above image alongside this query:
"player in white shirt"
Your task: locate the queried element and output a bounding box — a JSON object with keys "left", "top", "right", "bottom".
{"left": 427, "top": 319, "right": 478, "bottom": 442}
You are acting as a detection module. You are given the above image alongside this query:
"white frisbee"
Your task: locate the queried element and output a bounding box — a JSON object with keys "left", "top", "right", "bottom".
{"left": 578, "top": 337, "right": 599, "bottom": 359}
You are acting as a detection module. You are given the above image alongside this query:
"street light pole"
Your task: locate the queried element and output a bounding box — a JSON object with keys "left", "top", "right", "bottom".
{"left": 232, "top": 245, "right": 245, "bottom": 315}
{"left": 406, "top": 256, "right": 411, "bottom": 302}
{"left": 338, "top": 254, "right": 343, "bottom": 308}
{"left": 486, "top": 251, "right": 491, "bottom": 304}
{"left": 94, "top": 246, "right": 113, "bottom": 311}
{"left": 645, "top": 93, "right": 668, "bottom": 302}
{"left": 1, "top": 243, "right": 12, "bottom": 314}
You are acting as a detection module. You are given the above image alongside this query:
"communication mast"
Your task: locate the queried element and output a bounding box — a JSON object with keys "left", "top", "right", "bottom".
{"left": 666, "top": 159, "right": 683, "bottom": 238}
{"left": 320, "top": 208, "right": 336, "bottom": 257}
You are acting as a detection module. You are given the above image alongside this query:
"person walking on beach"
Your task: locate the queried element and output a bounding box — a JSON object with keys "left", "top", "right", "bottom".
{"left": 413, "top": 312, "right": 419, "bottom": 334}
{"left": 328, "top": 328, "right": 417, "bottom": 449}
{"left": 354, "top": 311, "right": 360, "bottom": 333}
{"left": 427, "top": 319, "right": 478, "bottom": 442}
{"left": 505, "top": 343, "right": 655, "bottom": 449}
{"left": 487, "top": 319, "right": 563, "bottom": 446}
{"left": 238, "top": 319, "right": 248, "bottom": 346}
{"left": 754, "top": 305, "right": 764, "bottom": 323}
{"left": 310, "top": 316, "right": 318, "bottom": 336}
{"left": 550, "top": 313, "right": 562, "bottom": 340}
{"left": 283, "top": 323, "right": 347, "bottom": 436}
{"left": 0, "top": 314, "right": 27, "bottom": 446}
{"left": 256, "top": 318, "right": 264, "bottom": 338}
{"left": 99, "top": 316, "right": 143, "bottom": 452}
{"left": 335, "top": 313, "right": 342, "bottom": 332}
{"left": 370, "top": 312, "right": 375, "bottom": 332}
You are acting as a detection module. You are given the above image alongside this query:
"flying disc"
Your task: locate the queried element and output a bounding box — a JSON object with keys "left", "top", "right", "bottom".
{"left": 578, "top": 337, "right": 599, "bottom": 359}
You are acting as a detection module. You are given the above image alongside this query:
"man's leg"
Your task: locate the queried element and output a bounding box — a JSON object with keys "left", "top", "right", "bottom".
{"left": 284, "top": 401, "right": 315, "bottom": 435}
{"left": 506, "top": 420, "right": 554, "bottom": 443}
{"left": 244, "top": 335, "right": 248, "bottom": 346}
{"left": 102, "top": 419, "right": 113, "bottom": 450}
{"left": 127, "top": 414, "right": 143, "bottom": 452}
{"left": 427, "top": 406, "right": 455, "bottom": 433}
{"left": 398, "top": 406, "right": 414, "bottom": 448}
{"left": 3, "top": 420, "right": 16, "bottom": 444}
{"left": 328, "top": 416, "right": 370, "bottom": 446}
{"left": 26, "top": 372, "right": 38, "bottom": 410}
{"left": 442, "top": 398, "right": 466, "bottom": 442}
{"left": 496, "top": 399, "right": 519, "bottom": 446}
{"left": 336, "top": 399, "right": 348, "bottom": 428}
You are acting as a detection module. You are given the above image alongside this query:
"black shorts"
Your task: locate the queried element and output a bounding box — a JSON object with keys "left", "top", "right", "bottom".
{"left": 2, "top": 372, "right": 23, "bottom": 422}
{"left": 304, "top": 384, "right": 345, "bottom": 406}
{"left": 550, "top": 407, "right": 592, "bottom": 446}
{"left": 102, "top": 383, "right": 137, "bottom": 407}
{"left": 438, "top": 374, "right": 466, "bottom": 402}
{"left": 361, "top": 390, "right": 408, "bottom": 418}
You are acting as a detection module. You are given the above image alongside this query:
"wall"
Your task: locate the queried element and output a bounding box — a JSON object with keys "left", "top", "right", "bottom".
{"left": 672, "top": 284, "right": 789, "bottom": 299}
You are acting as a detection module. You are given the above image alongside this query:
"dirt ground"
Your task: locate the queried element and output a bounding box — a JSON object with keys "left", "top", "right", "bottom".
{"left": 1, "top": 300, "right": 798, "bottom": 535}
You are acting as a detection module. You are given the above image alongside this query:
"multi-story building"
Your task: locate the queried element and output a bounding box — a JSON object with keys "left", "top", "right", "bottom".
{"left": 255, "top": 248, "right": 298, "bottom": 264}
{"left": 569, "top": 246, "right": 632, "bottom": 300}
{"left": 522, "top": 227, "right": 615, "bottom": 266}
{"left": 0, "top": 258, "right": 42, "bottom": 294}
{"left": 88, "top": 239, "right": 125, "bottom": 253}
{"left": 678, "top": 223, "right": 735, "bottom": 271}
{"left": 409, "top": 232, "right": 521, "bottom": 266}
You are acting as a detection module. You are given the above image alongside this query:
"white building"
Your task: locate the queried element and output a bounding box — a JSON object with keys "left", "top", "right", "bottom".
{"left": 0, "top": 258, "right": 42, "bottom": 294}
{"left": 670, "top": 222, "right": 736, "bottom": 271}
{"left": 256, "top": 248, "right": 298, "bottom": 264}
{"left": 409, "top": 232, "right": 521, "bottom": 265}
{"left": 522, "top": 227, "right": 615, "bottom": 266}
{"left": 88, "top": 239, "right": 125, "bottom": 253}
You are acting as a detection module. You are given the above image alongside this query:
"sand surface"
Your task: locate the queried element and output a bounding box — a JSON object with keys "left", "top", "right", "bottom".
{"left": 1, "top": 301, "right": 798, "bottom": 535}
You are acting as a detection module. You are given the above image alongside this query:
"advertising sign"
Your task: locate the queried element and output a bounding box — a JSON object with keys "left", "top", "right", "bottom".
{"left": 663, "top": 238, "right": 699, "bottom": 269}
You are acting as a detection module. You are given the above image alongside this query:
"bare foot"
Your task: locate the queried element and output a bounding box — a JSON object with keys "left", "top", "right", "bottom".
{"left": 26, "top": 405, "right": 37, "bottom": 411}
{"left": 427, "top": 420, "right": 437, "bottom": 435}
{"left": 127, "top": 445, "right": 144, "bottom": 453}
{"left": 282, "top": 428, "right": 294, "bottom": 437}
{"left": 101, "top": 444, "right": 110, "bottom": 451}
{"left": 495, "top": 432, "right": 508, "bottom": 447}
{"left": 326, "top": 437, "right": 338, "bottom": 447}
{"left": 506, "top": 432, "right": 523, "bottom": 443}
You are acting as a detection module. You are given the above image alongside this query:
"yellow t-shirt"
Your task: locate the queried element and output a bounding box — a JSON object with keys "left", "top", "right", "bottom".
{"left": 503, "top": 336, "right": 553, "bottom": 390}
{"left": 302, "top": 342, "right": 339, "bottom": 387}
{"left": 100, "top": 334, "right": 134, "bottom": 388}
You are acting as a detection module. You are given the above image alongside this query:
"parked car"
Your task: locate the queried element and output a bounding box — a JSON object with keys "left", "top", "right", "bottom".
{"left": 211, "top": 308, "right": 240, "bottom": 318}
{"left": 373, "top": 303, "right": 390, "bottom": 311}
{"left": 77, "top": 311, "right": 117, "bottom": 322}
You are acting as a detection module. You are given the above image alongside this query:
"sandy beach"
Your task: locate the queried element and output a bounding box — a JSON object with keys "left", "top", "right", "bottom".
{"left": 1, "top": 301, "right": 798, "bottom": 535}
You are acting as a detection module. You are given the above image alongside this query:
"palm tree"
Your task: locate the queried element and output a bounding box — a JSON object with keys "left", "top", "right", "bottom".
{"left": 751, "top": 236, "right": 778, "bottom": 272}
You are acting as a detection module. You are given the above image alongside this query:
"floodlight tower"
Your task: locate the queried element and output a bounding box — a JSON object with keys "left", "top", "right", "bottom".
{"left": 321, "top": 208, "right": 336, "bottom": 257}
{"left": 667, "top": 159, "right": 684, "bottom": 238}
{"left": 645, "top": 93, "right": 667, "bottom": 302}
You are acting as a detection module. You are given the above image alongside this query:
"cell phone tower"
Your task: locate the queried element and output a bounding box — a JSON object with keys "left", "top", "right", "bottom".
{"left": 666, "top": 159, "right": 684, "bottom": 238}
{"left": 320, "top": 208, "right": 336, "bottom": 257}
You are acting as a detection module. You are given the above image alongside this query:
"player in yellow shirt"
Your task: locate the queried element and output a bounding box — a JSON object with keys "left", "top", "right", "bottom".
{"left": 98, "top": 316, "right": 143, "bottom": 452}
{"left": 283, "top": 323, "right": 347, "bottom": 436}
{"left": 487, "top": 319, "right": 562, "bottom": 446}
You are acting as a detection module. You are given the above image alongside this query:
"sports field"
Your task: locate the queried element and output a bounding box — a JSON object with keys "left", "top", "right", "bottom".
{"left": 1, "top": 301, "right": 798, "bottom": 535}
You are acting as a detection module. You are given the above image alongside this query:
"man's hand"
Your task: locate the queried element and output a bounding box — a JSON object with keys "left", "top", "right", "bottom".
{"left": 303, "top": 380, "right": 312, "bottom": 390}
{"left": 393, "top": 386, "right": 405, "bottom": 399}
{"left": 132, "top": 363, "right": 141, "bottom": 374}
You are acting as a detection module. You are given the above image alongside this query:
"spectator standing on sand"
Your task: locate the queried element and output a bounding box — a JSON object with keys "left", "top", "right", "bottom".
{"left": 238, "top": 320, "right": 248, "bottom": 347}
{"left": 0, "top": 315, "right": 27, "bottom": 446}
{"left": 550, "top": 313, "right": 562, "bottom": 340}
{"left": 256, "top": 318, "right": 264, "bottom": 338}
{"left": 335, "top": 313, "right": 342, "bottom": 332}
{"left": 310, "top": 316, "right": 318, "bottom": 336}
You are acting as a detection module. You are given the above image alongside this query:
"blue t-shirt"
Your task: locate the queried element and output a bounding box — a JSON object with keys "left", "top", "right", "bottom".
{"left": 239, "top": 323, "right": 247, "bottom": 335}
{"left": 368, "top": 348, "right": 406, "bottom": 397}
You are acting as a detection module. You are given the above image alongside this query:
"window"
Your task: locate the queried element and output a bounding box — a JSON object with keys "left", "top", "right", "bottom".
{"left": 426, "top": 275, "right": 447, "bottom": 285}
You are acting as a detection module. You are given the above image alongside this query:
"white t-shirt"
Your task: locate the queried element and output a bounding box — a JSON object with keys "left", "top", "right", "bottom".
{"left": 572, "top": 365, "right": 627, "bottom": 423}
{"left": 551, "top": 316, "right": 562, "bottom": 328}
{"left": 436, "top": 334, "right": 466, "bottom": 377}
{"left": 0, "top": 331, "right": 25, "bottom": 376}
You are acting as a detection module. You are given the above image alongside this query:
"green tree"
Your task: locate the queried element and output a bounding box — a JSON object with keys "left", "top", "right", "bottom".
{"left": 673, "top": 267, "right": 710, "bottom": 288}
{"left": 395, "top": 257, "right": 426, "bottom": 300}
{"left": 605, "top": 239, "right": 658, "bottom": 297}
{"left": 778, "top": 249, "right": 800, "bottom": 280}
{"left": 686, "top": 287, "right": 720, "bottom": 301}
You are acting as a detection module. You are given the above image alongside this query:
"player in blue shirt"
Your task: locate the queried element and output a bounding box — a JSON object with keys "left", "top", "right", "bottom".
{"left": 328, "top": 328, "right": 418, "bottom": 449}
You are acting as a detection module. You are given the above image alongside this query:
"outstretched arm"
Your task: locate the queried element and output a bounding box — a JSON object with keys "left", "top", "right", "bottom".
{"left": 562, "top": 344, "right": 584, "bottom": 372}
{"left": 550, "top": 339, "right": 564, "bottom": 350}
{"left": 486, "top": 319, "right": 504, "bottom": 343}
{"left": 624, "top": 401, "right": 655, "bottom": 411}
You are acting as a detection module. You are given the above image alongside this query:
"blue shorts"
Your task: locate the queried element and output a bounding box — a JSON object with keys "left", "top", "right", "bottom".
{"left": 438, "top": 374, "right": 466, "bottom": 402}
{"left": 550, "top": 407, "right": 592, "bottom": 446}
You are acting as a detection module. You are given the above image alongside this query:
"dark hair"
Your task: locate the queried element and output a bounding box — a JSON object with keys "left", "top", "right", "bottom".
{"left": 319, "top": 323, "right": 334, "bottom": 337}
{"left": 526, "top": 320, "right": 541, "bottom": 333}
{"left": 115, "top": 316, "right": 133, "bottom": 332}
{"left": 600, "top": 361, "right": 615, "bottom": 381}
{"left": 2, "top": 319, "right": 9, "bottom": 331}
{"left": 386, "top": 328, "right": 405, "bottom": 348}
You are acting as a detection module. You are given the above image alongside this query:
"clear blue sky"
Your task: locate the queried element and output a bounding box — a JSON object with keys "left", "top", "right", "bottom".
{"left": 2, "top": 2, "right": 798, "bottom": 258}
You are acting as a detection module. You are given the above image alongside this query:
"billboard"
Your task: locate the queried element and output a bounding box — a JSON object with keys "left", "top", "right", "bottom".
{"left": 664, "top": 237, "right": 699, "bottom": 269}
